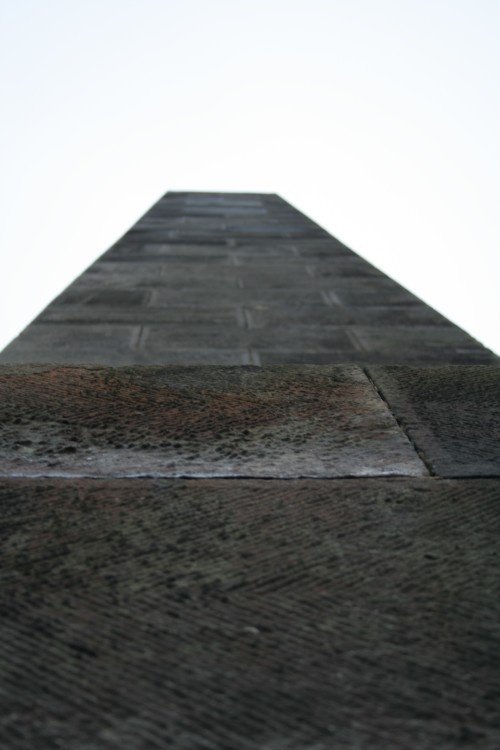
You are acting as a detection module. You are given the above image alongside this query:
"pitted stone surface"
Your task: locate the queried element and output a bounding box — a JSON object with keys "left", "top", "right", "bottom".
{"left": 0, "top": 477, "right": 498, "bottom": 749}
{"left": 0, "top": 365, "right": 426, "bottom": 478}
{"left": 368, "top": 365, "right": 500, "bottom": 476}
{"left": 1, "top": 191, "right": 496, "bottom": 366}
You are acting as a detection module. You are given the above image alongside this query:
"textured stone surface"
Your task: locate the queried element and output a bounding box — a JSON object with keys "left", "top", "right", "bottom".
{"left": 368, "top": 365, "right": 500, "bottom": 477}
{"left": 0, "top": 192, "right": 498, "bottom": 748}
{"left": 0, "top": 192, "right": 496, "bottom": 366}
{"left": 0, "top": 477, "right": 499, "bottom": 750}
{"left": 0, "top": 365, "right": 426, "bottom": 478}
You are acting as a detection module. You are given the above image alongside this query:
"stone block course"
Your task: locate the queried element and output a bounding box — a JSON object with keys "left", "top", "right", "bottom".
{"left": 327, "top": 280, "right": 422, "bottom": 307}
{"left": 140, "top": 324, "right": 247, "bottom": 352}
{"left": 150, "top": 287, "right": 326, "bottom": 308}
{"left": 246, "top": 304, "right": 454, "bottom": 328}
{"left": 2, "top": 188, "right": 494, "bottom": 369}
{"left": 0, "top": 323, "right": 141, "bottom": 365}
{"left": 108, "top": 243, "right": 231, "bottom": 261}
{"left": 39, "top": 305, "right": 243, "bottom": 326}
{"left": 246, "top": 326, "right": 358, "bottom": 352}
{"left": 0, "top": 365, "right": 426, "bottom": 479}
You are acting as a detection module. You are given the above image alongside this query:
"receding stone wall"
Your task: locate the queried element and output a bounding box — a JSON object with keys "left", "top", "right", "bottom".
{"left": 1, "top": 192, "right": 495, "bottom": 365}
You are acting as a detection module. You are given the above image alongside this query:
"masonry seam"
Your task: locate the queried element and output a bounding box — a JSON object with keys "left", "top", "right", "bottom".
{"left": 363, "top": 366, "right": 435, "bottom": 476}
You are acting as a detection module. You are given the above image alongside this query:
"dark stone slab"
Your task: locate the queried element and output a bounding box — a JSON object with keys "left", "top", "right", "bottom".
{"left": 84, "top": 260, "right": 167, "bottom": 277}
{"left": 293, "top": 239, "right": 357, "bottom": 258}
{"left": 237, "top": 267, "right": 315, "bottom": 289}
{"left": 133, "top": 349, "right": 252, "bottom": 366}
{"left": 0, "top": 324, "right": 140, "bottom": 365}
{"left": 350, "top": 327, "right": 497, "bottom": 365}
{"left": 39, "top": 305, "right": 242, "bottom": 325}
{"left": 71, "top": 272, "right": 170, "bottom": 290}
{"left": 232, "top": 241, "right": 299, "bottom": 258}
{"left": 0, "top": 365, "right": 425, "bottom": 478}
{"left": 0, "top": 477, "right": 498, "bottom": 749}
{"left": 308, "top": 258, "right": 385, "bottom": 279}
{"left": 256, "top": 349, "right": 495, "bottom": 366}
{"left": 106, "top": 244, "right": 231, "bottom": 261}
{"left": 140, "top": 324, "right": 248, "bottom": 351}
{"left": 152, "top": 288, "right": 325, "bottom": 307}
{"left": 257, "top": 351, "right": 372, "bottom": 365}
{"left": 84, "top": 289, "right": 150, "bottom": 307}
{"left": 367, "top": 365, "right": 500, "bottom": 476}
{"left": 148, "top": 205, "right": 269, "bottom": 217}
{"left": 328, "top": 279, "right": 422, "bottom": 306}
{"left": 247, "top": 326, "right": 358, "bottom": 353}
{"left": 74, "top": 263, "right": 239, "bottom": 292}
{"left": 247, "top": 304, "right": 454, "bottom": 328}
{"left": 93, "top": 260, "right": 239, "bottom": 282}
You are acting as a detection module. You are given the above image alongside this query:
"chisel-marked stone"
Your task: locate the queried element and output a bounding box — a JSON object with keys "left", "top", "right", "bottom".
{"left": 0, "top": 365, "right": 426, "bottom": 478}
{"left": 0, "top": 477, "right": 498, "bottom": 749}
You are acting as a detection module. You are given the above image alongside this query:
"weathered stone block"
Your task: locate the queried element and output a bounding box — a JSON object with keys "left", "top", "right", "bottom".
{"left": 368, "top": 365, "right": 500, "bottom": 476}
{"left": 0, "top": 365, "right": 426, "bottom": 478}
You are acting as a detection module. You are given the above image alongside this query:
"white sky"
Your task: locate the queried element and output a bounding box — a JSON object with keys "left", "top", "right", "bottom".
{"left": 1, "top": 0, "right": 499, "bottom": 354}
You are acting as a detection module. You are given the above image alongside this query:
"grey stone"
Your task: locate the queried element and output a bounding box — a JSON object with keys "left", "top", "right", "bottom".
{"left": 307, "top": 258, "right": 385, "bottom": 279}
{"left": 367, "top": 365, "right": 500, "bottom": 476}
{"left": 0, "top": 324, "right": 140, "bottom": 365}
{"left": 152, "top": 288, "right": 325, "bottom": 307}
{"left": 39, "top": 305, "right": 242, "bottom": 326}
{"left": 257, "top": 351, "right": 370, "bottom": 365}
{"left": 141, "top": 324, "right": 247, "bottom": 351}
{"left": 351, "top": 326, "right": 497, "bottom": 364}
{"left": 0, "top": 365, "right": 426, "bottom": 478}
{"left": 247, "top": 304, "right": 453, "bottom": 328}
{"left": 0, "top": 477, "right": 498, "bottom": 749}
{"left": 247, "top": 326, "right": 357, "bottom": 352}
{"left": 107, "top": 243, "right": 231, "bottom": 261}
{"left": 328, "top": 279, "right": 421, "bottom": 306}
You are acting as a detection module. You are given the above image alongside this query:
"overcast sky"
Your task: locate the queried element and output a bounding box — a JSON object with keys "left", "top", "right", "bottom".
{"left": 1, "top": 0, "right": 499, "bottom": 354}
